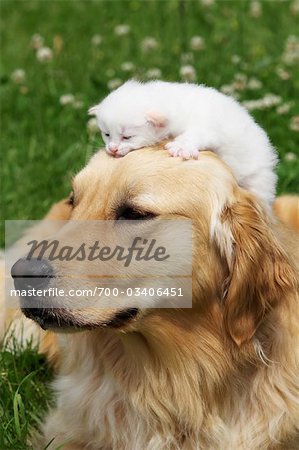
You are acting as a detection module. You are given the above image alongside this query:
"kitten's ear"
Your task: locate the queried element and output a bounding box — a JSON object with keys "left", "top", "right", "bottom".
{"left": 145, "top": 111, "right": 168, "bottom": 128}
{"left": 88, "top": 105, "right": 99, "bottom": 116}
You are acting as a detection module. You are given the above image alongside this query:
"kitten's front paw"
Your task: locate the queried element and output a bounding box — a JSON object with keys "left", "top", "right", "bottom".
{"left": 165, "top": 141, "right": 200, "bottom": 160}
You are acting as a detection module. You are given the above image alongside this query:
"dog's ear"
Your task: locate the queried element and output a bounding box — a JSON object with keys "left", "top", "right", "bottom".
{"left": 214, "top": 191, "right": 296, "bottom": 346}
{"left": 145, "top": 110, "right": 168, "bottom": 128}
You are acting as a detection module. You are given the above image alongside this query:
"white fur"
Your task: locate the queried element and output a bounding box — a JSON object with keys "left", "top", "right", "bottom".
{"left": 89, "top": 80, "right": 278, "bottom": 204}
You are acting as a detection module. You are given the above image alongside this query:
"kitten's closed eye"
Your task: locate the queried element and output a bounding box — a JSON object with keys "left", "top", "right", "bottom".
{"left": 123, "top": 136, "right": 133, "bottom": 140}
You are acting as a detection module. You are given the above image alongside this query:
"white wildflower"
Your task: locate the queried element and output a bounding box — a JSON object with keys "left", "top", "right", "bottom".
{"left": 290, "top": 0, "right": 299, "bottom": 15}
{"left": 180, "top": 65, "right": 196, "bottom": 82}
{"left": 243, "top": 94, "right": 282, "bottom": 111}
{"left": 201, "top": 0, "right": 215, "bottom": 5}
{"left": 247, "top": 78, "right": 262, "bottom": 90}
{"left": 91, "top": 34, "right": 102, "bottom": 46}
{"left": 242, "top": 100, "right": 262, "bottom": 111}
{"left": 233, "top": 73, "right": 247, "bottom": 90}
{"left": 290, "top": 115, "right": 299, "bottom": 132}
{"left": 284, "top": 152, "right": 297, "bottom": 161}
{"left": 31, "top": 33, "right": 44, "bottom": 49}
{"left": 121, "top": 62, "right": 135, "bottom": 72}
{"left": 73, "top": 100, "right": 84, "bottom": 109}
{"left": 11, "top": 69, "right": 26, "bottom": 84}
{"left": 114, "top": 24, "right": 130, "bottom": 36}
{"left": 231, "top": 54, "right": 241, "bottom": 64}
{"left": 107, "top": 78, "right": 122, "bottom": 90}
{"left": 262, "top": 94, "right": 282, "bottom": 108}
{"left": 190, "top": 36, "right": 205, "bottom": 51}
{"left": 59, "top": 94, "right": 75, "bottom": 106}
{"left": 87, "top": 118, "right": 99, "bottom": 135}
{"left": 220, "top": 84, "right": 235, "bottom": 96}
{"left": 180, "top": 52, "right": 194, "bottom": 64}
{"left": 141, "top": 37, "right": 158, "bottom": 52}
{"left": 220, "top": 84, "right": 239, "bottom": 99}
{"left": 146, "top": 68, "right": 162, "bottom": 79}
{"left": 276, "top": 67, "right": 290, "bottom": 80}
{"left": 36, "top": 47, "right": 53, "bottom": 62}
{"left": 249, "top": 1, "right": 262, "bottom": 18}
{"left": 276, "top": 103, "right": 292, "bottom": 115}
{"left": 282, "top": 35, "right": 299, "bottom": 65}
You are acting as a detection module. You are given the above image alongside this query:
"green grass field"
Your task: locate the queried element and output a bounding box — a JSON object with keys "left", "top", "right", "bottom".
{"left": 0, "top": 333, "right": 53, "bottom": 449}
{"left": 1, "top": 0, "right": 299, "bottom": 448}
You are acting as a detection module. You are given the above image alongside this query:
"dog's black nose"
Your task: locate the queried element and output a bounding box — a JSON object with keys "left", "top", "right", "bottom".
{"left": 11, "top": 257, "right": 54, "bottom": 291}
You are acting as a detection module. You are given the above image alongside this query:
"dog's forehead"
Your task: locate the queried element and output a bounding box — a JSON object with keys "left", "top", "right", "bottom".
{"left": 73, "top": 148, "right": 235, "bottom": 213}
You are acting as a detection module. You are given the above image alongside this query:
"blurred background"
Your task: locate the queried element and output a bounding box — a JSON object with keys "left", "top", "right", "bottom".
{"left": 1, "top": 1, "right": 299, "bottom": 246}
{"left": 0, "top": 2, "right": 299, "bottom": 447}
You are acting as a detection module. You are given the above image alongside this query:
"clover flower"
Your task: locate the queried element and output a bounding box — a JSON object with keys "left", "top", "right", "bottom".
{"left": 31, "top": 34, "right": 44, "bottom": 49}
{"left": 11, "top": 69, "right": 26, "bottom": 84}
{"left": 233, "top": 73, "right": 248, "bottom": 91}
{"left": 91, "top": 35, "right": 102, "bottom": 46}
{"left": 247, "top": 78, "right": 262, "bottom": 90}
{"left": 282, "top": 35, "right": 299, "bottom": 65}
{"left": 242, "top": 94, "right": 282, "bottom": 111}
{"left": 107, "top": 78, "right": 122, "bottom": 90}
{"left": 87, "top": 118, "right": 99, "bottom": 135}
{"left": 36, "top": 47, "right": 53, "bottom": 62}
{"left": 290, "top": 0, "right": 299, "bottom": 15}
{"left": 231, "top": 55, "right": 241, "bottom": 65}
{"left": 220, "top": 84, "right": 236, "bottom": 96}
{"left": 141, "top": 37, "right": 158, "bottom": 52}
{"left": 121, "top": 62, "right": 135, "bottom": 72}
{"left": 146, "top": 68, "right": 162, "bottom": 79}
{"left": 276, "top": 67, "right": 290, "bottom": 80}
{"left": 180, "top": 65, "right": 196, "bottom": 82}
{"left": 249, "top": 1, "right": 262, "bottom": 18}
{"left": 276, "top": 103, "right": 292, "bottom": 115}
{"left": 180, "top": 52, "right": 194, "bottom": 64}
{"left": 114, "top": 24, "right": 131, "bottom": 36}
{"left": 284, "top": 152, "right": 297, "bottom": 161}
{"left": 59, "top": 94, "right": 75, "bottom": 106}
{"left": 201, "top": 0, "right": 215, "bottom": 6}
{"left": 190, "top": 36, "right": 205, "bottom": 51}
{"left": 290, "top": 115, "right": 299, "bottom": 132}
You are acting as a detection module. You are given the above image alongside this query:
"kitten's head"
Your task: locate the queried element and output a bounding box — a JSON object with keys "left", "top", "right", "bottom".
{"left": 89, "top": 81, "right": 169, "bottom": 156}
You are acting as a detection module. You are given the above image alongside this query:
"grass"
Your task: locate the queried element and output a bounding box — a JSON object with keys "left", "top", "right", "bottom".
{"left": 0, "top": 0, "right": 299, "bottom": 448}
{"left": 0, "top": 332, "right": 53, "bottom": 449}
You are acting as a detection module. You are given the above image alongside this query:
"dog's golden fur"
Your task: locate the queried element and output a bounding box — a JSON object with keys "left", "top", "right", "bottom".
{"left": 3, "top": 147, "right": 299, "bottom": 449}
{"left": 273, "top": 195, "right": 299, "bottom": 233}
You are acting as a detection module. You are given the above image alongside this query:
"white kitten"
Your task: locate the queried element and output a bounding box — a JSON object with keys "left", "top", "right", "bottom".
{"left": 89, "top": 80, "right": 277, "bottom": 204}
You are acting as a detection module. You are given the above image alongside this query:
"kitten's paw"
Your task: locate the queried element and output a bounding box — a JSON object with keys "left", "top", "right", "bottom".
{"left": 165, "top": 141, "right": 200, "bottom": 160}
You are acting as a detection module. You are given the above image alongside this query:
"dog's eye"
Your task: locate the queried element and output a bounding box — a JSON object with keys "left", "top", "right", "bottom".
{"left": 104, "top": 133, "right": 110, "bottom": 137}
{"left": 117, "top": 207, "right": 155, "bottom": 221}
{"left": 68, "top": 192, "right": 75, "bottom": 207}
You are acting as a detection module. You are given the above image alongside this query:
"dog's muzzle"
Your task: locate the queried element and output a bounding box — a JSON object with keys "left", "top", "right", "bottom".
{"left": 11, "top": 257, "right": 54, "bottom": 292}
{"left": 11, "top": 257, "right": 139, "bottom": 331}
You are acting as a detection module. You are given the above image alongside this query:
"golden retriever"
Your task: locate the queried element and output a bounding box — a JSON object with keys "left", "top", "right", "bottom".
{"left": 6, "top": 146, "right": 299, "bottom": 449}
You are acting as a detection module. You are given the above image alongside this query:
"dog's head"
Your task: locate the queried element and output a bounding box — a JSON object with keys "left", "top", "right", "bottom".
{"left": 11, "top": 147, "right": 296, "bottom": 345}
